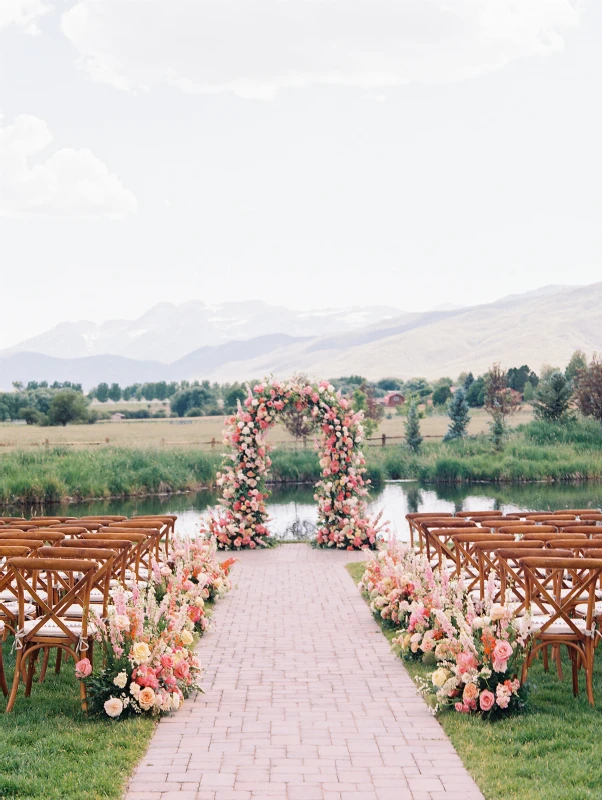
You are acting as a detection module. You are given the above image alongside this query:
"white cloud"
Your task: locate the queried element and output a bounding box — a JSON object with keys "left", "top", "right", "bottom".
{"left": 0, "top": 115, "right": 137, "bottom": 218}
{"left": 0, "top": 0, "right": 52, "bottom": 33}
{"left": 61, "top": 0, "right": 581, "bottom": 99}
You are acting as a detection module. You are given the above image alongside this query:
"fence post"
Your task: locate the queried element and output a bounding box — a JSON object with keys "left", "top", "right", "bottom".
{"left": 211, "top": 437, "right": 216, "bottom": 449}
{"left": 381, "top": 433, "right": 387, "bottom": 447}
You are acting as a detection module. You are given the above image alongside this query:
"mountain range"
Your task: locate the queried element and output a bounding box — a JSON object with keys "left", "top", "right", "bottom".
{"left": 0, "top": 283, "right": 597, "bottom": 390}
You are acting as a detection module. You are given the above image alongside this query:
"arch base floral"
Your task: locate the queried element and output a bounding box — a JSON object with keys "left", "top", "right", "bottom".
{"left": 203, "top": 378, "right": 383, "bottom": 550}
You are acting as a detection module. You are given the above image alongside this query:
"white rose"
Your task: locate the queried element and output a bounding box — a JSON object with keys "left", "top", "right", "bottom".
{"left": 113, "top": 671, "right": 128, "bottom": 689}
{"left": 104, "top": 697, "right": 123, "bottom": 718}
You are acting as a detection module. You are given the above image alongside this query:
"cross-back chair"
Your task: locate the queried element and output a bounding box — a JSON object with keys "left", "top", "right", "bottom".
{"left": 6, "top": 556, "right": 98, "bottom": 712}
{"left": 519, "top": 556, "right": 602, "bottom": 705}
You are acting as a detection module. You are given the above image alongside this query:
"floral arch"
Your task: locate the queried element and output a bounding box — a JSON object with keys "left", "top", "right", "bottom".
{"left": 204, "top": 378, "right": 383, "bottom": 550}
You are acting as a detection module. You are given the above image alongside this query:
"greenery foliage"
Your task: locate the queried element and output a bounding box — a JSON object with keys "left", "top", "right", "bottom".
{"left": 533, "top": 370, "right": 573, "bottom": 421}
{"left": 443, "top": 388, "right": 470, "bottom": 442}
{"left": 404, "top": 399, "right": 423, "bottom": 453}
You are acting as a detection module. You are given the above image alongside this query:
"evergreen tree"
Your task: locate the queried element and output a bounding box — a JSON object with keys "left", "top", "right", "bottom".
{"left": 523, "top": 380, "right": 535, "bottom": 403}
{"left": 489, "top": 406, "right": 506, "bottom": 451}
{"left": 463, "top": 372, "right": 475, "bottom": 392}
{"left": 404, "top": 399, "right": 423, "bottom": 453}
{"left": 443, "top": 388, "right": 470, "bottom": 441}
{"left": 533, "top": 371, "right": 573, "bottom": 421}
{"left": 565, "top": 349, "right": 587, "bottom": 383}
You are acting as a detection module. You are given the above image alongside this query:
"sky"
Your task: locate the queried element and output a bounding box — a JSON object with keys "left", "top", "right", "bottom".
{"left": 1, "top": 0, "right": 601, "bottom": 349}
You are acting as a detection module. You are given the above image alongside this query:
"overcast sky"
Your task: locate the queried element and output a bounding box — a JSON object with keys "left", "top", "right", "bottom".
{"left": 1, "top": 0, "right": 600, "bottom": 349}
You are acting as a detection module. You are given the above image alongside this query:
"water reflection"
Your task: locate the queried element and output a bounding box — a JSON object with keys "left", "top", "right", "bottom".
{"left": 5, "top": 481, "right": 602, "bottom": 542}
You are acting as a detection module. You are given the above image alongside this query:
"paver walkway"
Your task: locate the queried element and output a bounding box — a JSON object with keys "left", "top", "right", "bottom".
{"left": 126, "top": 545, "right": 484, "bottom": 800}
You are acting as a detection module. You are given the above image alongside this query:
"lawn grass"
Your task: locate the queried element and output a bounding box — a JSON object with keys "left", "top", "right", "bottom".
{"left": 347, "top": 561, "right": 602, "bottom": 800}
{"left": 0, "top": 646, "right": 154, "bottom": 800}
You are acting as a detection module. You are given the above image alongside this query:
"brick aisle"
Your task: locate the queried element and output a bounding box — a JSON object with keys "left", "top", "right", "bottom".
{"left": 126, "top": 545, "right": 484, "bottom": 800}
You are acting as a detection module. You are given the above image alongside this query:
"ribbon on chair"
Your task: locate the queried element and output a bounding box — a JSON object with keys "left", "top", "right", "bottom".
{"left": 12, "top": 628, "right": 26, "bottom": 651}
{"left": 77, "top": 633, "right": 89, "bottom": 653}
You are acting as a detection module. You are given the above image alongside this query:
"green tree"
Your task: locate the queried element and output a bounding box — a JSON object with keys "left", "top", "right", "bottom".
{"left": 47, "top": 390, "right": 89, "bottom": 426}
{"left": 95, "top": 382, "right": 110, "bottom": 403}
{"left": 533, "top": 371, "right": 573, "bottom": 422}
{"left": 108, "top": 383, "right": 122, "bottom": 402}
{"left": 443, "top": 388, "right": 470, "bottom": 442}
{"left": 432, "top": 385, "right": 452, "bottom": 407}
{"left": 574, "top": 355, "right": 602, "bottom": 426}
{"left": 352, "top": 383, "right": 384, "bottom": 438}
{"left": 403, "top": 377, "right": 432, "bottom": 398}
{"left": 490, "top": 407, "right": 506, "bottom": 451}
{"left": 507, "top": 365, "right": 538, "bottom": 393}
{"left": 21, "top": 407, "right": 42, "bottom": 425}
{"left": 376, "top": 378, "right": 403, "bottom": 391}
{"left": 404, "top": 399, "right": 423, "bottom": 453}
{"left": 565, "top": 349, "right": 588, "bottom": 383}
{"left": 465, "top": 376, "right": 485, "bottom": 407}
{"left": 523, "top": 380, "right": 535, "bottom": 403}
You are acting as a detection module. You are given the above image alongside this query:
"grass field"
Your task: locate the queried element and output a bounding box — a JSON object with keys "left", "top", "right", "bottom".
{"left": 0, "top": 647, "right": 154, "bottom": 800}
{"left": 347, "top": 561, "right": 602, "bottom": 800}
{"left": 0, "top": 408, "right": 534, "bottom": 451}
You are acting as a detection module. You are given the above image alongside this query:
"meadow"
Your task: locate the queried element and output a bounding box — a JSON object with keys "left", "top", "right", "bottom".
{"left": 1, "top": 413, "right": 602, "bottom": 506}
{"left": 0, "top": 407, "right": 533, "bottom": 451}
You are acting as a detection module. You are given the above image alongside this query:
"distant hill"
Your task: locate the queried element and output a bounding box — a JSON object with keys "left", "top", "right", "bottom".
{"left": 0, "top": 300, "right": 402, "bottom": 363}
{"left": 0, "top": 283, "right": 599, "bottom": 388}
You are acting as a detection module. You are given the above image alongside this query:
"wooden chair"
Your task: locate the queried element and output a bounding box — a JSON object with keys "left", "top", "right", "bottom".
{"left": 104, "top": 525, "right": 162, "bottom": 567}
{"left": 524, "top": 513, "right": 575, "bottom": 522}
{"left": 519, "top": 556, "right": 602, "bottom": 705}
{"left": 556, "top": 509, "right": 601, "bottom": 517}
{"left": 450, "top": 533, "right": 514, "bottom": 592}
{"left": 81, "top": 531, "right": 146, "bottom": 586}
{"left": 23, "top": 519, "right": 64, "bottom": 528}
{"left": 495, "top": 547, "right": 573, "bottom": 618}
{"left": 498, "top": 524, "right": 550, "bottom": 535}
{"left": 456, "top": 510, "right": 499, "bottom": 518}
{"left": 580, "top": 513, "right": 602, "bottom": 522}
{"left": 564, "top": 525, "right": 600, "bottom": 535}
{"left": 130, "top": 516, "right": 176, "bottom": 556}
{"left": 482, "top": 519, "right": 534, "bottom": 531}
{"left": 47, "top": 526, "right": 89, "bottom": 537}
{"left": 76, "top": 515, "right": 127, "bottom": 522}
{"left": 415, "top": 519, "right": 476, "bottom": 557}
{"left": 473, "top": 539, "right": 545, "bottom": 603}
{"left": 61, "top": 539, "right": 131, "bottom": 585}
{"left": 405, "top": 513, "right": 453, "bottom": 549}
{"left": 419, "top": 526, "right": 484, "bottom": 568}
{"left": 6, "top": 557, "right": 98, "bottom": 713}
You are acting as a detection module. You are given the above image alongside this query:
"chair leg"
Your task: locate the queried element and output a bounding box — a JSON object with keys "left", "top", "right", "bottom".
{"left": 39, "top": 647, "right": 51, "bottom": 683}
{"left": 55, "top": 648, "right": 62, "bottom": 675}
{"left": 555, "top": 644, "right": 564, "bottom": 681}
{"left": 570, "top": 649, "right": 579, "bottom": 697}
{"left": 542, "top": 645, "right": 549, "bottom": 672}
{"left": 24, "top": 653, "right": 36, "bottom": 698}
{"left": 6, "top": 649, "right": 23, "bottom": 712}
{"left": 585, "top": 641, "right": 595, "bottom": 706}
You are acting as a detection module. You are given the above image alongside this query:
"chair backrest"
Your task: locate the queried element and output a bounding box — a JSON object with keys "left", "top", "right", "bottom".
{"left": 556, "top": 509, "right": 601, "bottom": 517}
{"left": 473, "top": 540, "right": 545, "bottom": 602}
{"left": 25, "top": 519, "right": 64, "bottom": 527}
{"left": 455, "top": 510, "right": 499, "bottom": 519}
{"left": 76, "top": 515, "right": 127, "bottom": 521}
{"left": 546, "top": 539, "right": 602, "bottom": 554}
{"left": 537, "top": 519, "right": 592, "bottom": 529}
{"left": 524, "top": 513, "right": 575, "bottom": 522}
{"left": 499, "top": 525, "right": 555, "bottom": 535}
{"left": 580, "top": 513, "right": 602, "bottom": 521}
{"left": 562, "top": 525, "right": 598, "bottom": 535}
{"left": 406, "top": 513, "right": 453, "bottom": 548}
{"left": 48, "top": 526, "right": 89, "bottom": 536}
{"left": 61, "top": 539, "right": 130, "bottom": 581}
{"left": 0, "top": 530, "right": 65, "bottom": 543}
{"left": 419, "top": 526, "right": 483, "bottom": 566}
{"left": 32, "top": 516, "right": 75, "bottom": 523}
{"left": 81, "top": 531, "right": 146, "bottom": 578}
{"left": 0, "top": 539, "right": 43, "bottom": 551}
{"left": 494, "top": 548, "right": 573, "bottom": 614}
{"left": 450, "top": 533, "right": 515, "bottom": 588}
{"left": 522, "top": 531, "right": 586, "bottom": 542}
{"left": 0, "top": 517, "right": 26, "bottom": 524}
{"left": 481, "top": 519, "right": 529, "bottom": 530}
{"left": 9, "top": 557, "right": 98, "bottom": 644}
{"left": 103, "top": 525, "right": 162, "bottom": 563}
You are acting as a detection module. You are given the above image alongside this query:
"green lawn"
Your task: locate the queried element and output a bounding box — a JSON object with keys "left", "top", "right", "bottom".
{"left": 0, "top": 645, "right": 153, "bottom": 800}
{"left": 347, "top": 562, "right": 602, "bottom": 800}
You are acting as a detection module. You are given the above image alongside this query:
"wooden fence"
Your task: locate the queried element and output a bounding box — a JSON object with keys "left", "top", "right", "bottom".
{"left": 2, "top": 432, "right": 444, "bottom": 449}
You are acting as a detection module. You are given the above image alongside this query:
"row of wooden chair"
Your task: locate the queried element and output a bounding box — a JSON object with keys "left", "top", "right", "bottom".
{"left": 406, "top": 510, "right": 602, "bottom": 705}
{"left": 0, "top": 514, "right": 178, "bottom": 712}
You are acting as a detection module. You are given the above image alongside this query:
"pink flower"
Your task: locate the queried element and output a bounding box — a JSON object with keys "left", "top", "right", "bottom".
{"left": 160, "top": 654, "right": 174, "bottom": 670}
{"left": 456, "top": 652, "right": 478, "bottom": 674}
{"left": 495, "top": 684, "right": 511, "bottom": 709}
{"left": 479, "top": 690, "right": 495, "bottom": 712}
{"left": 75, "top": 658, "right": 92, "bottom": 679}
{"left": 493, "top": 639, "right": 512, "bottom": 672}
{"left": 174, "top": 661, "right": 190, "bottom": 680}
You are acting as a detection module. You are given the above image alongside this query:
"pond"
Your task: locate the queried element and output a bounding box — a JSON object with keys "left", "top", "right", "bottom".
{"left": 7, "top": 481, "right": 602, "bottom": 541}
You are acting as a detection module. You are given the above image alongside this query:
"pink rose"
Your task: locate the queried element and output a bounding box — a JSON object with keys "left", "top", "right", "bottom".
{"left": 75, "top": 658, "right": 92, "bottom": 679}
{"left": 456, "top": 652, "right": 478, "bottom": 674}
{"left": 160, "top": 654, "right": 174, "bottom": 670}
{"left": 495, "top": 684, "right": 511, "bottom": 709}
{"left": 479, "top": 690, "right": 495, "bottom": 712}
{"left": 174, "top": 661, "right": 190, "bottom": 680}
{"left": 493, "top": 640, "right": 513, "bottom": 664}
{"left": 462, "top": 682, "right": 479, "bottom": 703}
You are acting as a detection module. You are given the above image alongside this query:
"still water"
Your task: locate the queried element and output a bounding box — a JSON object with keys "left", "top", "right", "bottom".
{"left": 8, "top": 481, "right": 602, "bottom": 541}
